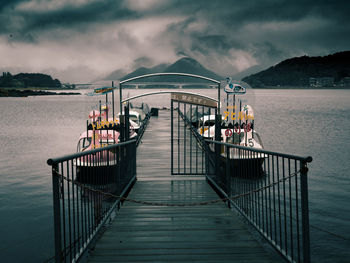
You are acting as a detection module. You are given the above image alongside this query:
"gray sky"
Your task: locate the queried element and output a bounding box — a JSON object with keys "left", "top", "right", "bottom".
{"left": 0, "top": 0, "right": 349, "bottom": 82}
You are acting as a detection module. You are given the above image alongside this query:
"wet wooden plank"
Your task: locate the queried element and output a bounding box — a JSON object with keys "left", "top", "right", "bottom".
{"left": 88, "top": 111, "right": 280, "bottom": 263}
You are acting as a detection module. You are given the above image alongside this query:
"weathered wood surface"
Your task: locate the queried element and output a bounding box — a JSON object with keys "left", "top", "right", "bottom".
{"left": 88, "top": 110, "right": 280, "bottom": 263}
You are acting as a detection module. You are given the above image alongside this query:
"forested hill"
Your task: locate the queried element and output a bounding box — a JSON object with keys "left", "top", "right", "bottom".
{"left": 242, "top": 51, "right": 350, "bottom": 88}
{"left": 0, "top": 72, "right": 61, "bottom": 88}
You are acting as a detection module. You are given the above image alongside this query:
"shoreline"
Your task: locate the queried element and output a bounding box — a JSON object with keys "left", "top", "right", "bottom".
{"left": 0, "top": 89, "right": 81, "bottom": 97}
{"left": 251, "top": 85, "right": 350, "bottom": 89}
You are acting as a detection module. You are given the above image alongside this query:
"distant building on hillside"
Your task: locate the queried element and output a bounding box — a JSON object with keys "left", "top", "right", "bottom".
{"left": 338, "top": 77, "right": 350, "bottom": 87}
{"left": 309, "top": 77, "right": 334, "bottom": 87}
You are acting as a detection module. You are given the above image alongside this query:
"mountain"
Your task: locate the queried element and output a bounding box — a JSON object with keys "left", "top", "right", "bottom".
{"left": 162, "top": 57, "right": 223, "bottom": 81}
{"left": 242, "top": 51, "right": 350, "bottom": 88}
{"left": 102, "top": 69, "right": 127, "bottom": 81}
{"left": 119, "top": 57, "right": 222, "bottom": 84}
{"left": 232, "top": 65, "right": 265, "bottom": 81}
{"left": 120, "top": 63, "right": 169, "bottom": 81}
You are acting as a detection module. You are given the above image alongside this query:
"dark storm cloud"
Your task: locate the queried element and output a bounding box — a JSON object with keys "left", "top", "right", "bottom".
{"left": 158, "top": 0, "right": 350, "bottom": 73}
{"left": 0, "top": 0, "right": 25, "bottom": 11}
{"left": 0, "top": 1, "right": 138, "bottom": 41}
{"left": 0, "top": 0, "right": 349, "bottom": 81}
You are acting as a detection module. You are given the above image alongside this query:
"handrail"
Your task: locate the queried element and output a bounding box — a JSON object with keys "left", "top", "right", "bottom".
{"left": 205, "top": 139, "right": 312, "bottom": 163}
{"left": 175, "top": 104, "right": 312, "bottom": 262}
{"left": 47, "top": 139, "right": 136, "bottom": 165}
{"left": 49, "top": 138, "right": 137, "bottom": 262}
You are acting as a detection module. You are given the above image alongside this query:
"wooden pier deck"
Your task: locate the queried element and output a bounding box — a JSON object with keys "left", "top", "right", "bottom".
{"left": 88, "top": 110, "right": 280, "bottom": 263}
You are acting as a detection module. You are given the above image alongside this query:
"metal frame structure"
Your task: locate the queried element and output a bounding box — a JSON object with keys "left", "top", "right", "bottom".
{"left": 48, "top": 72, "right": 311, "bottom": 262}
{"left": 118, "top": 72, "right": 221, "bottom": 114}
{"left": 179, "top": 109, "right": 312, "bottom": 263}
{"left": 48, "top": 111, "right": 136, "bottom": 262}
{"left": 170, "top": 95, "right": 218, "bottom": 175}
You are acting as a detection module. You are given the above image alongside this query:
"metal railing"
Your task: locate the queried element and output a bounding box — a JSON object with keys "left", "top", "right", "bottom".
{"left": 47, "top": 139, "right": 137, "bottom": 262}
{"left": 136, "top": 112, "right": 151, "bottom": 146}
{"left": 171, "top": 101, "right": 217, "bottom": 175}
{"left": 204, "top": 140, "right": 312, "bottom": 263}
{"left": 177, "top": 106, "right": 312, "bottom": 262}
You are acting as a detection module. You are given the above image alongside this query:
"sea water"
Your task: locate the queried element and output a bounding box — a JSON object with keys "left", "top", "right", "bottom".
{"left": 0, "top": 89, "right": 349, "bottom": 262}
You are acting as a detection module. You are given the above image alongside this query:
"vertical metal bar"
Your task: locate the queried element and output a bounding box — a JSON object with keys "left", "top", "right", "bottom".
{"left": 233, "top": 94, "right": 236, "bottom": 144}
{"left": 272, "top": 156, "right": 276, "bottom": 243}
{"left": 277, "top": 157, "right": 282, "bottom": 249}
{"left": 87, "top": 155, "right": 92, "bottom": 238}
{"left": 52, "top": 163, "right": 63, "bottom": 262}
{"left": 80, "top": 156, "right": 84, "bottom": 252}
{"left": 99, "top": 100, "right": 102, "bottom": 124}
{"left": 178, "top": 101, "right": 180, "bottom": 174}
{"left": 295, "top": 159, "right": 301, "bottom": 262}
{"left": 171, "top": 100, "right": 174, "bottom": 175}
{"left": 253, "top": 149, "right": 257, "bottom": 223}
{"left": 112, "top": 88, "right": 115, "bottom": 143}
{"left": 261, "top": 153, "right": 265, "bottom": 233}
{"left": 263, "top": 152, "right": 268, "bottom": 236}
{"left": 217, "top": 82, "right": 220, "bottom": 113}
{"left": 66, "top": 161, "right": 72, "bottom": 261}
{"left": 268, "top": 155, "right": 272, "bottom": 239}
{"left": 119, "top": 83, "right": 123, "bottom": 116}
{"left": 202, "top": 105, "right": 205, "bottom": 174}
{"left": 288, "top": 158, "right": 294, "bottom": 261}
{"left": 226, "top": 144, "right": 231, "bottom": 203}
{"left": 106, "top": 93, "right": 108, "bottom": 121}
{"left": 283, "top": 157, "right": 288, "bottom": 254}
{"left": 196, "top": 105, "right": 199, "bottom": 174}
{"left": 184, "top": 103, "right": 186, "bottom": 174}
{"left": 112, "top": 81, "right": 115, "bottom": 115}
{"left": 60, "top": 162, "right": 66, "bottom": 260}
{"left": 83, "top": 157, "right": 87, "bottom": 251}
{"left": 117, "top": 145, "right": 120, "bottom": 196}
{"left": 300, "top": 161, "right": 310, "bottom": 263}
{"left": 190, "top": 104, "right": 192, "bottom": 174}
{"left": 239, "top": 100, "right": 242, "bottom": 147}
{"left": 75, "top": 157, "right": 80, "bottom": 254}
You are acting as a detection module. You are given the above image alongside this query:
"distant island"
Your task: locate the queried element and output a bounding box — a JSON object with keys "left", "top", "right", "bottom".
{"left": 242, "top": 51, "right": 350, "bottom": 88}
{"left": 0, "top": 72, "right": 62, "bottom": 88}
{"left": 0, "top": 72, "right": 80, "bottom": 97}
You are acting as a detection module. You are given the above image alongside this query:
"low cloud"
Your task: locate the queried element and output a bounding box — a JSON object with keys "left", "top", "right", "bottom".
{"left": 0, "top": 0, "right": 349, "bottom": 82}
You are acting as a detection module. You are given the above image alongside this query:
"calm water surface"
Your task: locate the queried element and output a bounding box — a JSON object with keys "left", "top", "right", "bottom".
{"left": 0, "top": 89, "right": 349, "bottom": 262}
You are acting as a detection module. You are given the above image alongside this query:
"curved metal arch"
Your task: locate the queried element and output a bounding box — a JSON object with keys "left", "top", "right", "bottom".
{"left": 120, "top": 72, "right": 221, "bottom": 85}
{"left": 121, "top": 90, "right": 218, "bottom": 104}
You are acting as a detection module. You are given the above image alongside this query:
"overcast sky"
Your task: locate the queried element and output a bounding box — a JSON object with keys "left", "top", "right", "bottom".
{"left": 0, "top": 0, "right": 349, "bottom": 82}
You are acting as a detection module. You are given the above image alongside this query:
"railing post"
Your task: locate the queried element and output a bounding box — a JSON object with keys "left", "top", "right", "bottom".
{"left": 120, "top": 115, "right": 125, "bottom": 143}
{"left": 125, "top": 104, "right": 130, "bottom": 141}
{"left": 226, "top": 145, "right": 231, "bottom": 207}
{"left": 214, "top": 113, "right": 221, "bottom": 182}
{"left": 300, "top": 161, "right": 310, "bottom": 263}
{"left": 171, "top": 100, "right": 174, "bottom": 175}
{"left": 134, "top": 140, "right": 137, "bottom": 178}
{"left": 52, "top": 163, "right": 63, "bottom": 262}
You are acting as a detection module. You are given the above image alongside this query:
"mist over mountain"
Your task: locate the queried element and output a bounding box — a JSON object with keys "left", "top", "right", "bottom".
{"left": 120, "top": 63, "right": 169, "bottom": 81}
{"left": 115, "top": 57, "right": 223, "bottom": 85}
{"left": 103, "top": 69, "right": 128, "bottom": 81}
{"left": 242, "top": 51, "right": 350, "bottom": 88}
{"left": 161, "top": 57, "right": 223, "bottom": 80}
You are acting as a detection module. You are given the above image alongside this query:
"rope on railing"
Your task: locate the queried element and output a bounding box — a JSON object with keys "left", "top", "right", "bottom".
{"left": 53, "top": 167, "right": 303, "bottom": 207}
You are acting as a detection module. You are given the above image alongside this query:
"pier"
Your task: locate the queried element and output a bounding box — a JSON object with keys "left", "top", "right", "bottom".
{"left": 87, "top": 110, "right": 280, "bottom": 262}
{"left": 47, "top": 73, "right": 312, "bottom": 262}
